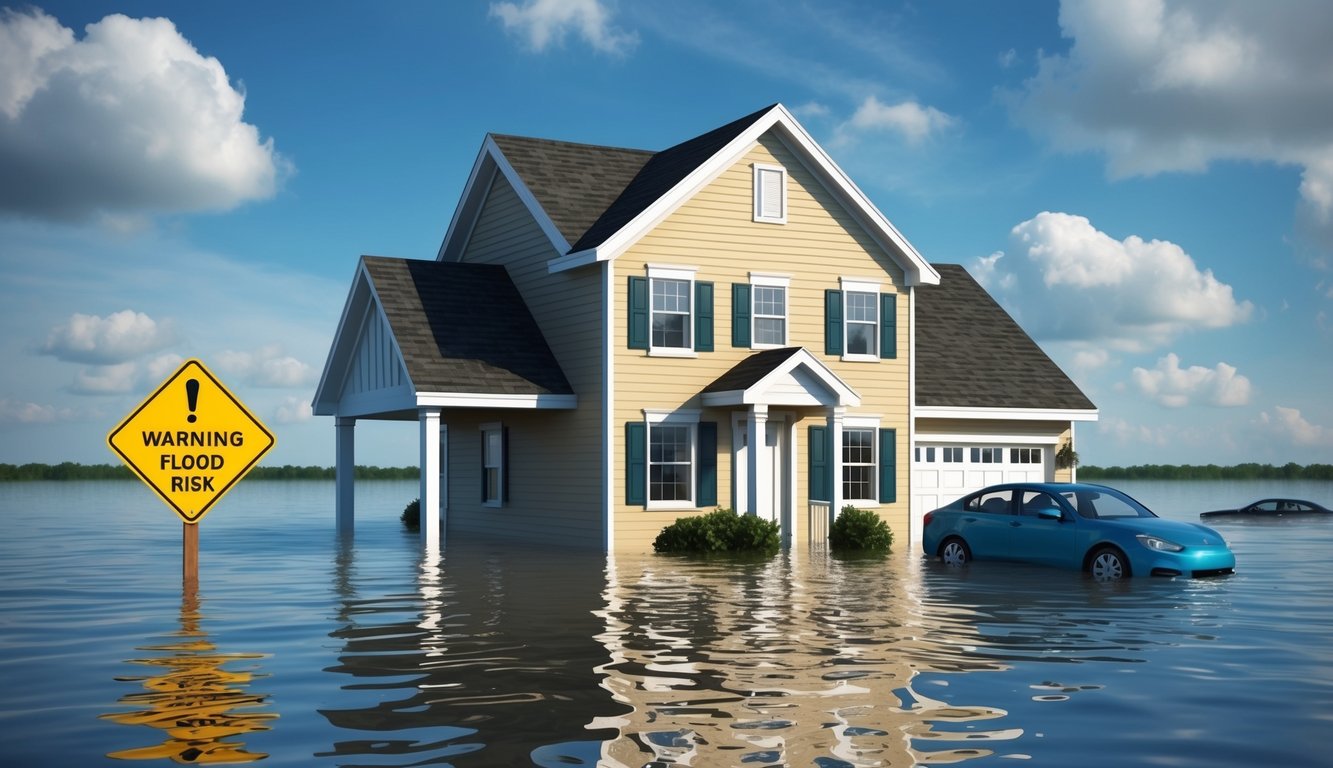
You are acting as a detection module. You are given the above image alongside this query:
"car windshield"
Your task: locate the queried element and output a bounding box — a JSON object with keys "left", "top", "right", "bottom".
{"left": 1062, "top": 487, "right": 1156, "bottom": 519}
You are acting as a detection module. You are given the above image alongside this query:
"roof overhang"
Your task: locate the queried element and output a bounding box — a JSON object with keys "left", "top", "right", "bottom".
{"left": 702, "top": 348, "right": 861, "bottom": 408}
{"left": 548, "top": 104, "right": 940, "bottom": 286}
{"left": 914, "top": 405, "right": 1100, "bottom": 422}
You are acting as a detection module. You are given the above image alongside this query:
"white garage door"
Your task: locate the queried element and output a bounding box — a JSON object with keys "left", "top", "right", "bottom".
{"left": 909, "top": 444, "right": 1050, "bottom": 542}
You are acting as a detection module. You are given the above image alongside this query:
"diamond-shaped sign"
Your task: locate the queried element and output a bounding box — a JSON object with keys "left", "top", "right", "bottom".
{"left": 108, "top": 359, "right": 275, "bottom": 524}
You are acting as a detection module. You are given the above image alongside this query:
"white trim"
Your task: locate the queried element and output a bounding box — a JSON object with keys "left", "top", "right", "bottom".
{"left": 749, "top": 277, "right": 789, "bottom": 348}
{"left": 602, "top": 260, "right": 614, "bottom": 551}
{"left": 548, "top": 104, "right": 940, "bottom": 286}
{"left": 907, "top": 285, "right": 918, "bottom": 542}
{"left": 643, "top": 409, "right": 701, "bottom": 511}
{"left": 480, "top": 421, "right": 504, "bottom": 508}
{"left": 915, "top": 405, "right": 1099, "bottom": 422}
{"left": 749, "top": 272, "right": 792, "bottom": 287}
{"left": 915, "top": 433, "right": 1062, "bottom": 446}
{"left": 645, "top": 265, "right": 697, "bottom": 355}
{"left": 646, "top": 264, "right": 698, "bottom": 280}
{"left": 752, "top": 162, "right": 787, "bottom": 224}
{"left": 700, "top": 347, "right": 861, "bottom": 408}
{"left": 840, "top": 280, "right": 881, "bottom": 363}
{"left": 840, "top": 418, "right": 880, "bottom": 507}
{"left": 644, "top": 408, "right": 702, "bottom": 423}
{"left": 415, "top": 392, "right": 577, "bottom": 409}
{"left": 839, "top": 277, "right": 882, "bottom": 293}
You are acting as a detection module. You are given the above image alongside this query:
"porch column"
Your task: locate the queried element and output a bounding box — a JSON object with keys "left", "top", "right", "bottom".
{"left": 746, "top": 404, "right": 769, "bottom": 519}
{"left": 827, "top": 406, "right": 845, "bottom": 526}
{"left": 419, "top": 407, "right": 442, "bottom": 549}
{"left": 335, "top": 417, "right": 355, "bottom": 535}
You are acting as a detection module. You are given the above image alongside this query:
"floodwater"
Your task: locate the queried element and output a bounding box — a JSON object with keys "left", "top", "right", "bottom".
{"left": 1, "top": 479, "right": 1331, "bottom": 767}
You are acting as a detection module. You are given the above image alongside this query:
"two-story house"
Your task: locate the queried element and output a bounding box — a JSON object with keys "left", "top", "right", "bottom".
{"left": 312, "top": 103, "right": 1097, "bottom": 551}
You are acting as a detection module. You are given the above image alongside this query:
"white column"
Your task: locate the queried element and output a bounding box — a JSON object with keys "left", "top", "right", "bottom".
{"left": 747, "top": 404, "right": 769, "bottom": 519}
{"left": 828, "top": 407, "right": 845, "bottom": 527}
{"left": 419, "top": 408, "right": 442, "bottom": 549}
{"left": 335, "top": 417, "right": 355, "bottom": 535}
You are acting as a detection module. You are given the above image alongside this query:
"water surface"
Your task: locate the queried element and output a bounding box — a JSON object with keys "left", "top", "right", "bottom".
{"left": 1, "top": 479, "right": 1331, "bottom": 766}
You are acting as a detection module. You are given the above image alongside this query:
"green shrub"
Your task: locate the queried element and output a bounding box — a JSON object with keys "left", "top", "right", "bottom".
{"left": 653, "top": 507, "right": 781, "bottom": 554}
{"left": 829, "top": 506, "right": 893, "bottom": 552}
{"left": 401, "top": 497, "right": 420, "bottom": 530}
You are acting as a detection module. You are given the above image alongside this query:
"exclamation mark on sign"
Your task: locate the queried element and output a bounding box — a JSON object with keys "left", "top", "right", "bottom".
{"left": 185, "top": 379, "right": 199, "bottom": 424}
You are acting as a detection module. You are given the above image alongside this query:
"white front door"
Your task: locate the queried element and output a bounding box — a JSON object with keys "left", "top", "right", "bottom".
{"left": 733, "top": 416, "right": 792, "bottom": 540}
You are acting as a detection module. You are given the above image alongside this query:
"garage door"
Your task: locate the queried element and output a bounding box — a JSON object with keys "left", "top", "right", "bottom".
{"left": 910, "top": 444, "right": 1049, "bottom": 542}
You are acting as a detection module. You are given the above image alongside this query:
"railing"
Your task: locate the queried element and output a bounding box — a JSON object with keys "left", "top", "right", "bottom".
{"left": 808, "top": 501, "right": 830, "bottom": 546}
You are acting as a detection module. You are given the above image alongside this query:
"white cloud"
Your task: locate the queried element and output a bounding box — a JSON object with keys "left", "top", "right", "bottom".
{"left": 490, "top": 0, "right": 637, "bottom": 55}
{"left": 836, "top": 95, "right": 955, "bottom": 146}
{"left": 216, "top": 345, "right": 315, "bottom": 388}
{"left": 1256, "top": 406, "right": 1333, "bottom": 447}
{"left": 979, "top": 211, "right": 1252, "bottom": 351}
{"left": 273, "top": 396, "right": 313, "bottom": 425}
{"left": 1009, "top": 0, "right": 1333, "bottom": 246}
{"left": 40, "top": 310, "right": 177, "bottom": 364}
{"left": 0, "top": 398, "right": 74, "bottom": 424}
{"left": 0, "top": 9, "right": 287, "bottom": 221}
{"left": 1130, "top": 353, "right": 1251, "bottom": 407}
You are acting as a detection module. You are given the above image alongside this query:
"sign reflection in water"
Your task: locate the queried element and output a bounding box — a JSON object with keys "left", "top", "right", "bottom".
{"left": 100, "top": 590, "right": 276, "bottom": 763}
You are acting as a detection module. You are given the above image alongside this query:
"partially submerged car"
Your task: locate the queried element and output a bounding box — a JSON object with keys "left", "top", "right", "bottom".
{"left": 922, "top": 482, "right": 1235, "bottom": 581}
{"left": 1200, "top": 498, "right": 1332, "bottom": 519}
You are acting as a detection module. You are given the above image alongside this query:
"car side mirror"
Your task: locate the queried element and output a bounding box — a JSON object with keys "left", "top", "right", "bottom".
{"left": 1038, "top": 507, "right": 1062, "bottom": 521}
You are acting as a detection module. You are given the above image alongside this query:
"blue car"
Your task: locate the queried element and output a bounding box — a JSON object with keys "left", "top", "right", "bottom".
{"left": 922, "top": 482, "right": 1236, "bottom": 580}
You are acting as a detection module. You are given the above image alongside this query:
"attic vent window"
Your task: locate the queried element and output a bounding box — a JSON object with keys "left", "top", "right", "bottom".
{"left": 753, "top": 163, "right": 787, "bottom": 224}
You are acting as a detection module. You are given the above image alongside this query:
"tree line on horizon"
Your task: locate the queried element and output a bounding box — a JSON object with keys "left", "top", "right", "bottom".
{"left": 2, "top": 461, "right": 1331, "bottom": 482}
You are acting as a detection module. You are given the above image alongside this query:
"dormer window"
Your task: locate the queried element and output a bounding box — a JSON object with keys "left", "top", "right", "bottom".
{"left": 753, "top": 163, "right": 787, "bottom": 224}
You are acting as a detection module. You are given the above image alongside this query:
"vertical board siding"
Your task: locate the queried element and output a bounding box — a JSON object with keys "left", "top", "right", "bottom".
{"left": 345, "top": 310, "right": 406, "bottom": 396}
{"left": 612, "top": 134, "right": 913, "bottom": 550}
{"left": 456, "top": 172, "right": 605, "bottom": 548}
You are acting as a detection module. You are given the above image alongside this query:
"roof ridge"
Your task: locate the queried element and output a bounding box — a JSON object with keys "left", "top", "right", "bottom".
{"left": 490, "top": 132, "right": 656, "bottom": 156}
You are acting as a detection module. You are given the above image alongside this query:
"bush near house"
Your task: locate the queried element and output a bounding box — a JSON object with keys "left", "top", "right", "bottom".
{"left": 653, "top": 507, "right": 781, "bottom": 554}
{"left": 401, "top": 498, "right": 420, "bottom": 530}
{"left": 829, "top": 506, "right": 893, "bottom": 552}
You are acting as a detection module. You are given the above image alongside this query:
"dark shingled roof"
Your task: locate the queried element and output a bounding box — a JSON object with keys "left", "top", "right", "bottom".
{"left": 702, "top": 347, "right": 804, "bottom": 393}
{"left": 489, "top": 134, "right": 653, "bottom": 247}
{"left": 362, "top": 256, "right": 572, "bottom": 396}
{"left": 916, "top": 264, "right": 1095, "bottom": 411}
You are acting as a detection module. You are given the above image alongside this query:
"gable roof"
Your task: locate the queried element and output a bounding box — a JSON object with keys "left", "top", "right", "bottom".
{"left": 915, "top": 264, "right": 1096, "bottom": 414}
{"left": 440, "top": 103, "right": 940, "bottom": 286}
{"left": 701, "top": 346, "right": 860, "bottom": 408}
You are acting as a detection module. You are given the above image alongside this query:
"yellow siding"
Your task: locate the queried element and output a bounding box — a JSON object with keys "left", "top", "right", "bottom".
{"left": 611, "top": 134, "right": 913, "bottom": 550}
{"left": 456, "top": 172, "right": 605, "bottom": 547}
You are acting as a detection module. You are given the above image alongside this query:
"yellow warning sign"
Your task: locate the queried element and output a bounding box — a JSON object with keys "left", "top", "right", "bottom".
{"left": 107, "top": 359, "right": 275, "bottom": 524}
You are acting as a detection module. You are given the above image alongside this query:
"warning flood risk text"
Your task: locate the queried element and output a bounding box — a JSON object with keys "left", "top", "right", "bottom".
{"left": 141, "top": 430, "right": 246, "bottom": 447}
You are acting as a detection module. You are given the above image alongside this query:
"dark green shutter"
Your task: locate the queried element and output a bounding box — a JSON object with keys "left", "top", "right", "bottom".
{"left": 878, "top": 428, "right": 896, "bottom": 503}
{"left": 695, "top": 281, "right": 714, "bottom": 352}
{"left": 731, "top": 283, "right": 751, "bottom": 348}
{"left": 824, "top": 289, "right": 843, "bottom": 356}
{"left": 880, "top": 293, "right": 897, "bottom": 359}
{"left": 501, "top": 426, "right": 509, "bottom": 503}
{"left": 697, "top": 421, "right": 717, "bottom": 507}
{"left": 808, "top": 425, "right": 829, "bottom": 502}
{"left": 628, "top": 276, "right": 648, "bottom": 350}
{"left": 626, "top": 422, "right": 646, "bottom": 505}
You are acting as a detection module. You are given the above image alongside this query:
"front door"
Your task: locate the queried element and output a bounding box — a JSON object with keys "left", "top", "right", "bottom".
{"left": 733, "top": 416, "right": 792, "bottom": 543}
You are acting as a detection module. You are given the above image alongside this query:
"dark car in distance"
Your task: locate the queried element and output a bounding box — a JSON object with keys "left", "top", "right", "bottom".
{"left": 1200, "top": 498, "right": 1332, "bottom": 519}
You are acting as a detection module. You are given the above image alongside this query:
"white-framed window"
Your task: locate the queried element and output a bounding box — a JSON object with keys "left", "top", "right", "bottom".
{"left": 942, "top": 447, "right": 963, "bottom": 463}
{"left": 481, "top": 422, "right": 505, "bottom": 507}
{"left": 842, "top": 416, "right": 880, "bottom": 503}
{"left": 648, "top": 264, "right": 696, "bottom": 356}
{"left": 750, "top": 272, "right": 790, "bottom": 347}
{"left": 1012, "top": 447, "right": 1042, "bottom": 464}
{"left": 840, "top": 278, "right": 880, "bottom": 361}
{"left": 972, "top": 447, "right": 1004, "bottom": 464}
{"left": 646, "top": 409, "right": 699, "bottom": 509}
{"left": 752, "top": 163, "right": 787, "bottom": 224}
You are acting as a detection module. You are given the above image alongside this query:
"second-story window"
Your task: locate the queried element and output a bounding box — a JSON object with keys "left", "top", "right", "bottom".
{"left": 628, "top": 265, "right": 713, "bottom": 355}
{"left": 845, "top": 290, "right": 878, "bottom": 356}
{"left": 652, "top": 278, "right": 690, "bottom": 349}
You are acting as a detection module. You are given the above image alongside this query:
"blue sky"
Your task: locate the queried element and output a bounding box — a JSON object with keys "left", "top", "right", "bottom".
{"left": 2, "top": 0, "right": 1331, "bottom": 469}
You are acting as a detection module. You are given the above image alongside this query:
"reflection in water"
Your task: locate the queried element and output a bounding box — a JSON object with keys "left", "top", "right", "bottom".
{"left": 101, "top": 590, "right": 275, "bottom": 763}
{"left": 318, "top": 538, "right": 620, "bottom": 766}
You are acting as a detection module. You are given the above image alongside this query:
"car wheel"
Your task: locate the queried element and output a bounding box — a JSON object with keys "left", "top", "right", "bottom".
{"left": 940, "top": 538, "right": 971, "bottom": 567}
{"left": 1089, "top": 547, "right": 1129, "bottom": 581}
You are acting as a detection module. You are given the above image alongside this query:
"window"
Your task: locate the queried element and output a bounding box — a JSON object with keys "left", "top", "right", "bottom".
{"left": 753, "top": 163, "right": 787, "bottom": 224}
{"left": 629, "top": 266, "right": 713, "bottom": 355}
{"left": 625, "top": 411, "right": 717, "bottom": 509}
{"left": 753, "top": 286, "right": 786, "bottom": 345}
{"left": 971, "top": 447, "right": 1004, "bottom": 464}
{"left": 1011, "top": 447, "right": 1042, "bottom": 464}
{"left": 737, "top": 273, "right": 790, "bottom": 348}
{"left": 481, "top": 423, "right": 505, "bottom": 506}
{"left": 843, "top": 428, "right": 876, "bottom": 502}
{"left": 942, "top": 447, "right": 963, "bottom": 463}
{"left": 825, "top": 279, "right": 897, "bottom": 360}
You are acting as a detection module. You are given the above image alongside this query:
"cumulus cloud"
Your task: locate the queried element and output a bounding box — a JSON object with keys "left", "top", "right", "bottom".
{"left": 67, "top": 353, "right": 183, "bottom": 395}
{"left": 1008, "top": 0, "right": 1333, "bottom": 246}
{"left": 978, "top": 211, "right": 1252, "bottom": 351}
{"left": 835, "top": 95, "right": 955, "bottom": 146}
{"left": 273, "top": 396, "right": 313, "bottom": 425}
{"left": 216, "top": 345, "right": 315, "bottom": 388}
{"left": 0, "top": 9, "right": 287, "bottom": 221}
{"left": 1131, "top": 353, "right": 1251, "bottom": 407}
{"left": 1256, "top": 406, "right": 1333, "bottom": 447}
{"left": 490, "top": 0, "right": 637, "bottom": 55}
{"left": 0, "top": 398, "right": 74, "bottom": 424}
{"left": 40, "top": 310, "right": 177, "bottom": 364}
